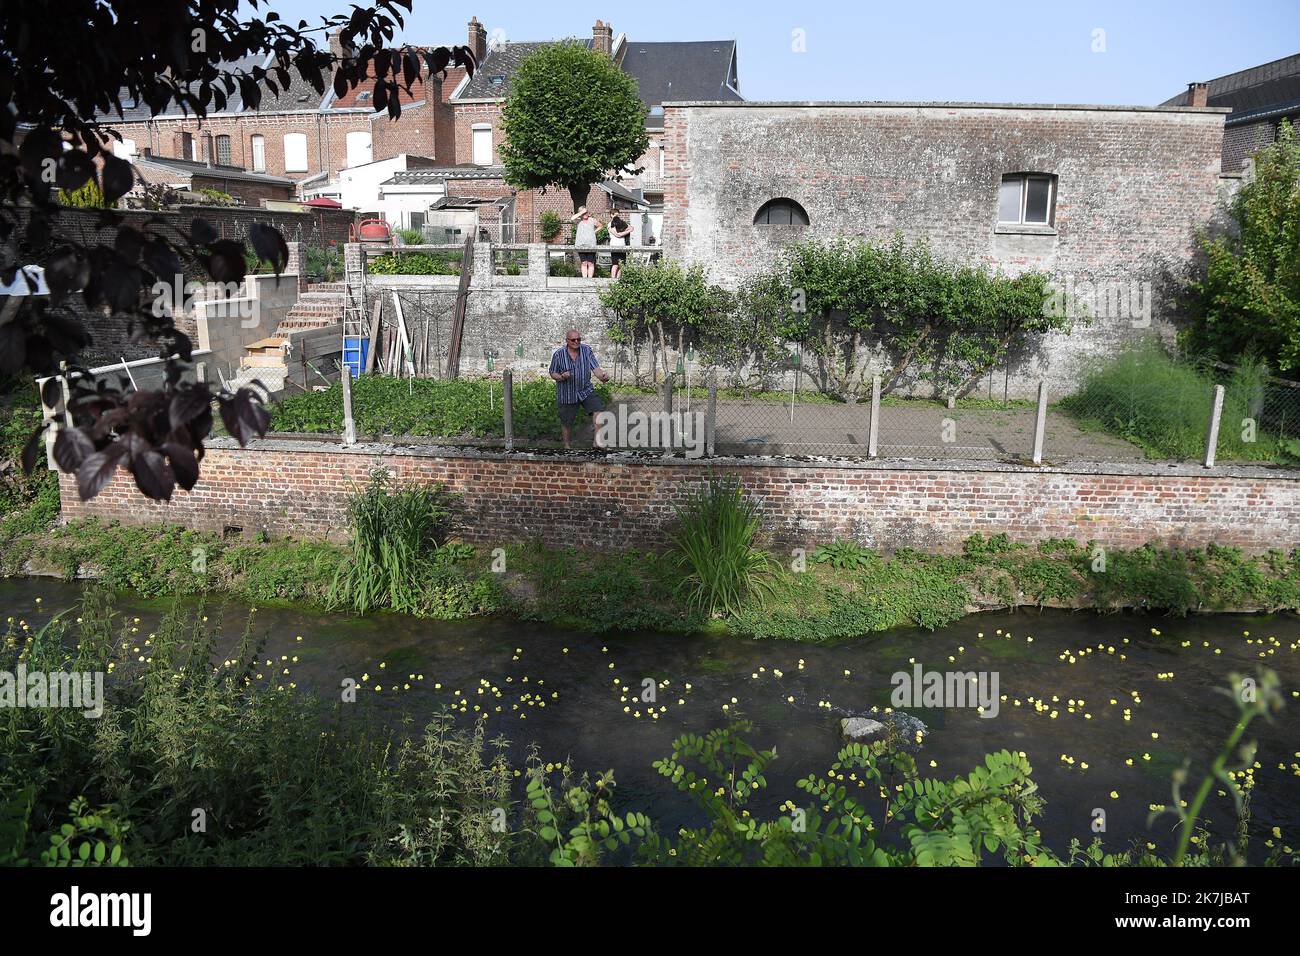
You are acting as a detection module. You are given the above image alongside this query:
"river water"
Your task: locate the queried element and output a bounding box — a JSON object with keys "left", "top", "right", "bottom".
{"left": 3, "top": 577, "right": 1297, "bottom": 862}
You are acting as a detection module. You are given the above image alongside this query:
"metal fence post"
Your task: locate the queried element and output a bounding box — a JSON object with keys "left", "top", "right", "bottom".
{"left": 340, "top": 365, "right": 357, "bottom": 447}
{"left": 706, "top": 370, "right": 717, "bottom": 457}
{"left": 503, "top": 368, "right": 514, "bottom": 452}
{"left": 867, "top": 375, "right": 881, "bottom": 458}
{"left": 1204, "top": 383, "right": 1226, "bottom": 468}
{"left": 1031, "top": 381, "right": 1048, "bottom": 465}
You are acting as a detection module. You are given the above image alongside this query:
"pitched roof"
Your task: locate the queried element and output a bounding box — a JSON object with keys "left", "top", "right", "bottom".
{"left": 621, "top": 41, "right": 740, "bottom": 111}
{"left": 381, "top": 165, "right": 506, "bottom": 186}
{"left": 1161, "top": 52, "right": 1300, "bottom": 122}
{"left": 103, "top": 55, "right": 270, "bottom": 122}
{"left": 456, "top": 41, "right": 590, "bottom": 99}
{"left": 452, "top": 37, "right": 742, "bottom": 111}
{"left": 135, "top": 154, "right": 295, "bottom": 186}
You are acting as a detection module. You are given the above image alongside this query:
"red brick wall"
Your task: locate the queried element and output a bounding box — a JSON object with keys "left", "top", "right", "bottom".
{"left": 57, "top": 440, "right": 1300, "bottom": 554}
{"left": 105, "top": 93, "right": 460, "bottom": 181}
{"left": 451, "top": 102, "right": 504, "bottom": 165}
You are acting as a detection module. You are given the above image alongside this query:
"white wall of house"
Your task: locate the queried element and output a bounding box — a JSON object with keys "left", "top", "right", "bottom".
{"left": 374, "top": 182, "right": 447, "bottom": 230}
{"left": 300, "top": 154, "right": 437, "bottom": 215}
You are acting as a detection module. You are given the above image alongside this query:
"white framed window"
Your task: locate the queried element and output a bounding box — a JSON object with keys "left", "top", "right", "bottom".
{"left": 471, "top": 124, "right": 492, "bottom": 166}
{"left": 250, "top": 135, "right": 265, "bottom": 172}
{"left": 998, "top": 173, "right": 1056, "bottom": 225}
{"left": 180, "top": 131, "right": 196, "bottom": 161}
{"left": 345, "top": 130, "right": 372, "bottom": 168}
{"left": 283, "top": 132, "right": 308, "bottom": 172}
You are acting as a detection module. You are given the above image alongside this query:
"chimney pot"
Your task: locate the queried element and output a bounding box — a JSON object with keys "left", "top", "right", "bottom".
{"left": 1187, "top": 81, "right": 1209, "bottom": 108}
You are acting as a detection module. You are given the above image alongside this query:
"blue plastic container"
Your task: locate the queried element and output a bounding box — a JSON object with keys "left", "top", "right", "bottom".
{"left": 342, "top": 337, "right": 369, "bottom": 378}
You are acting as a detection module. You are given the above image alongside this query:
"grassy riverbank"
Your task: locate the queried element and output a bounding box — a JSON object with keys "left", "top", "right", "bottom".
{"left": 4, "top": 517, "right": 1298, "bottom": 640}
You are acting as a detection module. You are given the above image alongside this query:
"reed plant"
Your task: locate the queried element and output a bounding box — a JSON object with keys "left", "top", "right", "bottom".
{"left": 667, "top": 476, "right": 771, "bottom": 617}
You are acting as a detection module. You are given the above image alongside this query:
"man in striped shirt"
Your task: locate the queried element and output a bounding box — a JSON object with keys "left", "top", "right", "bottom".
{"left": 549, "top": 329, "right": 610, "bottom": 449}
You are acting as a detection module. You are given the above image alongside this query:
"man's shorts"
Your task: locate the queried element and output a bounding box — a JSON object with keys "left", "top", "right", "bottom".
{"left": 557, "top": 392, "right": 605, "bottom": 426}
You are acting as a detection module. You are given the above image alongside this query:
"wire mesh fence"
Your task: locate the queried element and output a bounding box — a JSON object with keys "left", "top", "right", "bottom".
{"left": 270, "top": 351, "right": 1300, "bottom": 473}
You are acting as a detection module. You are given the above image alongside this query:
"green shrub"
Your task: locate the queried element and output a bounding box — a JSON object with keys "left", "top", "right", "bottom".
{"left": 368, "top": 252, "right": 463, "bottom": 275}
{"left": 812, "top": 540, "right": 878, "bottom": 571}
{"left": 56, "top": 180, "right": 108, "bottom": 208}
{"left": 539, "top": 211, "right": 563, "bottom": 242}
{"left": 396, "top": 228, "right": 424, "bottom": 245}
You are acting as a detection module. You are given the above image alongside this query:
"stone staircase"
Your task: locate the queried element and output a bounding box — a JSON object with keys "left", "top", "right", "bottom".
{"left": 275, "top": 281, "right": 347, "bottom": 333}
{"left": 230, "top": 282, "right": 347, "bottom": 399}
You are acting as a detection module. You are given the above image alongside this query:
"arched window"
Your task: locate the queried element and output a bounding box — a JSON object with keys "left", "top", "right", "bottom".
{"left": 753, "top": 198, "right": 809, "bottom": 226}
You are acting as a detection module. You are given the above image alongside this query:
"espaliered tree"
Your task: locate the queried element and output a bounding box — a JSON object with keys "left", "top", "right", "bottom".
{"left": 0, "top": 0, "right": 476, "bottom": 501}
{"left": 598, "top": 261, "right": 731, "bottom": 386}
{"left": 758, "top": 236, "right": 1063, "bottom": 402}
{"left": 499, "top": 42, "right": 649, "bottom": 214}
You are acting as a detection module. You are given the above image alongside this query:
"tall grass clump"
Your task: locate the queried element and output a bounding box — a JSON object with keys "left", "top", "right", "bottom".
{"left": 1060, "top": 343, "right": 1283, "bottom": 462}
{"left": 329, "top": 469, "right": 454, "bottom": 614}
{"left": 667, "top": 476, "right": 771, "bottom": 617}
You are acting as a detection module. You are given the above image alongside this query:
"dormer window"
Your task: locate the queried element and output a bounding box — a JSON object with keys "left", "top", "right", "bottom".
{"left": 998, "top": 173, "right": 1056, "bottom": 226}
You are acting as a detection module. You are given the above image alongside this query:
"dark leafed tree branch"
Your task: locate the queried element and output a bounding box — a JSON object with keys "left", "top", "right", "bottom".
{"left": 0, "top": 0, "right": 474, "bottom": 501}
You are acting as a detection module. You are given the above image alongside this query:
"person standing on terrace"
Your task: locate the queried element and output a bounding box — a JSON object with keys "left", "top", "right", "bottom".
{"left": 569, "top": 207, "right": 602, "bottom": 279}
{"left": 550, "top": 328, "right": 610, "bottom": 450}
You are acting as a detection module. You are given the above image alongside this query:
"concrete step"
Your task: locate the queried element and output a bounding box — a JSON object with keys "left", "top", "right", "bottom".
{"left": 243, "top": 353, "right": 288, "bottom": 369}
{"left": 246, "top": 336, "right": 287, "bottom": 352}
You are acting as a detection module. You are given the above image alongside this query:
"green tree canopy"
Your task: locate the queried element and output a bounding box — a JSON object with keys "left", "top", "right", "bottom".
{"left": 500, "top": 42, "right": 649, "bottom": 212}
{"left": 1185, "top": 120, "right": 1300, "bottom": 373}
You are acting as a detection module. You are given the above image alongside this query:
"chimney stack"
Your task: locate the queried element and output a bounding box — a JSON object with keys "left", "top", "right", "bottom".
{"left": 1186, "top": 82, "right": 1209, "bottom": 108}
{"left": 328, "top": 28, "right": 353, "bottom": 65}
{"left": 468, "top": 16, "right": 488, "bottom": 64}
{"left": 592, "top": 19, "right": 613, "bottom": 58}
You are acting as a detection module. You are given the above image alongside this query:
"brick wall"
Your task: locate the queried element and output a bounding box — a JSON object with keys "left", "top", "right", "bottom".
{"left": 58, "top": 440, "right": 1300, "bottom": 555}
{"left": 451, "top": 102, "right": 505, "bottom": 165}
{"left": 106, "top": 93, "right": 460, "bottom": 182}
{"left": 660, "top": 101, "right": 1229, "bottom": 396}
{"left": 1222, "top": 117, "right": 1288, "bottom": 172}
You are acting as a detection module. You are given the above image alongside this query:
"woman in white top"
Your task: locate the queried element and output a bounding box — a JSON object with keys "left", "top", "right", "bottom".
{"left": 608, "top": 213, "right": 632, "bottom": 279}
{"left": 569, "top": 207, "right": 602, "bottom": 279}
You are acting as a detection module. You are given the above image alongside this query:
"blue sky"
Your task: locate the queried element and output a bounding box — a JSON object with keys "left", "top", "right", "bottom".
{"left": 249, "top": 0, "right": 1299, "bottom": 105}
